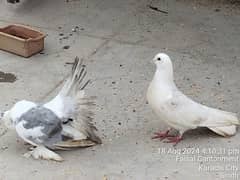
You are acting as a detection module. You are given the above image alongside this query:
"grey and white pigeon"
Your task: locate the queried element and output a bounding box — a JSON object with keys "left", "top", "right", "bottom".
{"left": 147, "top": 53, "right": 239, "bottom": 145}
{"left": 1, "top": 57, "right": 101, "bottom": 161}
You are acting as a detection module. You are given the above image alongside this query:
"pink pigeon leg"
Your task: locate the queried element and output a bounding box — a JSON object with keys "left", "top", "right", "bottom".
{"left": 164, "top": 132, "right": 183, "bottom": 146}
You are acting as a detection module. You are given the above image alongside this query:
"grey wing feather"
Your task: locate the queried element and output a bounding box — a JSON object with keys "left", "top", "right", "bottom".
{"left": 19, "top": 106, "right": 63, "bottom": 148}
{"left": 168, "top": 89, "right": 239, "bottom": 128}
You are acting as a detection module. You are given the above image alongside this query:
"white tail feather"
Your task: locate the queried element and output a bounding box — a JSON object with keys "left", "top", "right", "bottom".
{"left": 200, "top": 108, "right": 239, "bottom": 127}
{"left": 209, "top": 125, "right": 237, "bottom": 137}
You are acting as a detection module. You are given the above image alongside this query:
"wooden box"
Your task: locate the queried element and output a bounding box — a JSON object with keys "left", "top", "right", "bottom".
{"left": 0, "top": 25, "right": 45, "bottom": 58}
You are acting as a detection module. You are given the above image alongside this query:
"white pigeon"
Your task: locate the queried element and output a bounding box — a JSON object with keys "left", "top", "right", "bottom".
{"left": 1, "top": 57, "right": 101, "bottom": 161}
{"left": 147, "top": 53, "right": 239, "bottom": 145}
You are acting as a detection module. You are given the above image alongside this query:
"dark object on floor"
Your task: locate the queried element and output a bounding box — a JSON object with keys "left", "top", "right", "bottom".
{"left": 63, "top": 45, "right": 70, "bottom": 49}
{"left": 7, "top": 0, "right": 20, "bottom": 3}
{"left": 147, "top": 5, "right": 168, "bottom": 14}
{"left": 0, "top": 71, "right": 17, "bottom": 83}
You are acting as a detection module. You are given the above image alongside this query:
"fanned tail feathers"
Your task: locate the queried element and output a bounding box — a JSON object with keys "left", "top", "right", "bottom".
{"left": 60, "top": 57, "right": 101, "bottom": 144}
{"left": 60, "top": 57, "right": 90, "bottom": 97}
{"left": 73, "top": 95, "right": 102, "bottom": 144}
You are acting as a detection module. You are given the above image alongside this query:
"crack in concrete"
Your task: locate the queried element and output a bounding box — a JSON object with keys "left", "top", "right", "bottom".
{"left": 0, "top": 20, "right": 152, "bottom": 47}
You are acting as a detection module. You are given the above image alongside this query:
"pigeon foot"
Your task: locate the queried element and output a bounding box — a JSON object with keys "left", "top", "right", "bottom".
{"left": 152, "top": 129, "right": 174, "bottom": 140}
{"left": 164, "top": 136, "right": 183, "bottom": 146}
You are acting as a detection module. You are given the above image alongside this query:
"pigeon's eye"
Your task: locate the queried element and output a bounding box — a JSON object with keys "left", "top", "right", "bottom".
{"left": 157, "top": 57, "right": 161, "bottom": 61}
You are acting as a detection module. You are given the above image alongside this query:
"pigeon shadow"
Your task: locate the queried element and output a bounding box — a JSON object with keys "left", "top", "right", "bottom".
{"left": 183, "top": 127, "right": 220, "bottom": 139}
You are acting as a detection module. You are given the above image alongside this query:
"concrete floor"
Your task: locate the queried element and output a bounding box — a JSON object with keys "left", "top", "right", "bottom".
{"left": 0, "top": 0, "right": 239, "bottom": 180}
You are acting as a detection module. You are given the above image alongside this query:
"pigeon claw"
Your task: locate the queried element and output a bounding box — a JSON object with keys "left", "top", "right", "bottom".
{"left": 152, "top": 130, "right": 174, "bottom": 140}
{"left": 164, "top": 136, "right": 183, "bottom": 146}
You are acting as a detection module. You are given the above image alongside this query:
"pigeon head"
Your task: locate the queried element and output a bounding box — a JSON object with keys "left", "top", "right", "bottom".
{"left": 153, "top": 53, "right": 172, "bottom": 68}
{"left": 153, "top": 53, "right": 174, "bottom": 81}
{"left": 1, "top": 110, "right": 14, "bottom": 129}
{"left": 1, "top": 100, "right": 36, "bottom": 130}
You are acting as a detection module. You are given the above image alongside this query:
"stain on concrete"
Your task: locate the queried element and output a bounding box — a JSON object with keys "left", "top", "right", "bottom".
{"left": 0, "top": 71, "right": 17, "bottom": 83}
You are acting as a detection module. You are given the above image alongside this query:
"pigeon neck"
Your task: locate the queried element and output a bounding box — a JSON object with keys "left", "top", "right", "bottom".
{"left": 154, "top": 68, "right": 174, "bottom": 86}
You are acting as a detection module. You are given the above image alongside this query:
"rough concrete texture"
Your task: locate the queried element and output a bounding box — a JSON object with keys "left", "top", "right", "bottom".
{"left": 0, "top": 0, "right": 239, "bottom": 180}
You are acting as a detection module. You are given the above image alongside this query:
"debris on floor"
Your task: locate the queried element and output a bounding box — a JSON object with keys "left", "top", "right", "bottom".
{"left": 0, "top": 71, "right": 17, "bottom": 83}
